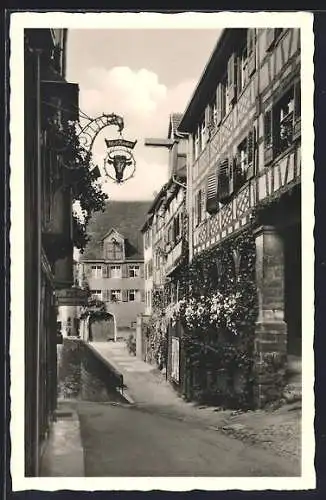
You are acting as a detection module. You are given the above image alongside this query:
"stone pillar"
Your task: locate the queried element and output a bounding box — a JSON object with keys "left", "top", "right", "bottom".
{"left": 253, "top": 225, "right": 287, "bottom": 408}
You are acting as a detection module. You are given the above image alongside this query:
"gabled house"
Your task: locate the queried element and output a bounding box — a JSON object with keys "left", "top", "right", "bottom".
{"left": 77, "top": 201, "right": 150, "bottom": 339}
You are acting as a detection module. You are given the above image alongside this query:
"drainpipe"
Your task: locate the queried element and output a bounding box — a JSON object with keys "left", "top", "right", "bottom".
{"left": 35, "top": 48, "right": 42, "bottom": 476}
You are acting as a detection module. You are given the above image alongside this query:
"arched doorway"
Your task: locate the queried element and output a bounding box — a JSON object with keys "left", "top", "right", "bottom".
{"left": 89, "top": 313, "right": 116, "bottom": 342}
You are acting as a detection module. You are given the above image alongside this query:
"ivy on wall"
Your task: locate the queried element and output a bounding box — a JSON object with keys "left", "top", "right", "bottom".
{"left": 177, "top": 229, "right": 258, "bottom": 407}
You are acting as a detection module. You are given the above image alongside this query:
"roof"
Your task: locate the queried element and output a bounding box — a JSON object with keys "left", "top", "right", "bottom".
{"left": 168, "top": 113, "right": 183, "bottom": 139}
{"left": 178, "top": 29, "right": 246, "bottom": 133}
{"left": 80, "top": 200, "right": 151, "bottom": 261}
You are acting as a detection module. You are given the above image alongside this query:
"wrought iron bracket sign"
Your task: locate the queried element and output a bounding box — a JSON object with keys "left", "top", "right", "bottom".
{"left": 42, "top": 95, "right": 137, "bottom": 183}
{"left": 104, "top": 138, "right": 137, "bottom": 184}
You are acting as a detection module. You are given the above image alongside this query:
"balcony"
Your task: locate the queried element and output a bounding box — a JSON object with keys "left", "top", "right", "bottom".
{"left": 193, "top": 143, "right": 301, "bottom": 254}
{"left": 165, "top": 239, "right": 184, "bottom": 275}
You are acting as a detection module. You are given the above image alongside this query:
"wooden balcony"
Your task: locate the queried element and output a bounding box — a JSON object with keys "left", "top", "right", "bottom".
{"left": 193, "top": 144, "right": 301, "bottom": 255}
{"left": 165, "top": 239, "right": 183, "bottom": 276}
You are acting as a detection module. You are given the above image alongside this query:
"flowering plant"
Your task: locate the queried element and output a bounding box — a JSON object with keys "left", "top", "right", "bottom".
{"left": 165, "top": 299, "right": 186, "bottom": 326}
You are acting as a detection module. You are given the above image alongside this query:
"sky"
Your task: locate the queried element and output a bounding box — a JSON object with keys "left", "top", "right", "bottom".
{"left": 66, "top": 29, "right": 221, "bottom": 201}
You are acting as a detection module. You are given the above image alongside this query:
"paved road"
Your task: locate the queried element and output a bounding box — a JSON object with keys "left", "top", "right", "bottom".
{"left": 77, "top": 400, "right": 299, "bottom": 477}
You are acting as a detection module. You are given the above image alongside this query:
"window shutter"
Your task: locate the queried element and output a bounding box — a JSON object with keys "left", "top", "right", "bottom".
{"left": 246, "top": 128, "right": 256, "bottom": 179}
{"left": 103, "top": 290, "right": 109, "bottom": 301}
{"left": 140, "top": 290, "right": 145, "bottom": 302}
{"left": 264, "top": 109, "right": 273, "bottom": 164}
{"left": 216, "top": 83, "right": 222, "bottom": 125}
{"left": 266, "top": 28, "right": 275, "bottom": 51}
{"left": 293, "top": 81, "right": 301, "bottom": 138}
{"left": 140, "top": 264, "right": 144, "bottom": 278}
{"left": 121, "top": 289, "right": 128, "bottom": 302}
{"left": 205, "top": 105, "right": 212, "bottom": 138}
{"left": 217, "top": 159, "right": 230, "bottom": 202}
{"left": 84, "top": 265, "right": 92, "bottom": 278}
{"left": 122, "top": 264, "right": 128, "bottom": 278}
{"left": 206, "top": 167, "right": 218, "bottom": 214}
{"left": 247, "top": 29, "right": 256, "bottom": 76}
{"left": 102, "top": 265, "right": 108, "bottom": 278}
{"left": 227, "top": 53, "right": 237, "bottom": 103}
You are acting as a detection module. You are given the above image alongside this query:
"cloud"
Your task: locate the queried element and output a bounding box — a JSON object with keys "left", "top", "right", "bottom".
{"left": 77, "top": 65, "right": 196, "bottom": 200}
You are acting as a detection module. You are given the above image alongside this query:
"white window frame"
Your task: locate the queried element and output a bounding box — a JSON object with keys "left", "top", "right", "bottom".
{"left": 91, "top": 289, "right": 102, "bottom": 301}
{"left": 129, "top": 265, "right": 140, "bottom": 278}
{"left": 110, "top": 265, "right": 122, "bottom": 278}
{"left": 91, "top": 265, "right": 102, "bottom": 278}
{"left": 129, "top": 289, "right": 139, "bottom": 302}
{"left": 110, "top": 289, "right": 121, "bottom": 302}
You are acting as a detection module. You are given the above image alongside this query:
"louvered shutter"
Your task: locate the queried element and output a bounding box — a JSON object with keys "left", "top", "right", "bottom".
{"left": 200, "top": 188, "right": 206, "bottom": 221}
{"left": 293, "top": 81, "right": 301, "bottom": 139}
{"left": 266, "top": 28, "right": 275, "bottom": 51}
{"left": 206, "top": 167, "right": 218, "bottom": 214}
{"left": 122, "top": 264, "right": 128, "bottom": 278}
{"left": 140, "top": 264, "right": 144, "bottom": 278}
{"left": 84, "top": 264, "right": 92, "bottom": 278}
{"left": 122, "top": 289, "right": 128, "bottom": 302}
{"left": 102, "top": 265, "right": 108, "bottom": 278}
{"left": 205, "top": 105, "right": 212, "bottom": 138}
{"left": 216, "top": 83, "right": 222, "bottom": 125}
{"left": 246, "top": 128, "right": 255, "bottom": 179}
{"left": 247, "top": 29, "right": 256, "bottom": 76}
{"left": 264, "top": 109, "right": 273, "bottom": 164}
{"left": 227, "top": 54, "right": 237, "bottom": 104}
{"left": 217, "top": 159, "right": 230, "bottom": 202}
{"left": 103, "top": 290, "right": 109, "bottom": 301}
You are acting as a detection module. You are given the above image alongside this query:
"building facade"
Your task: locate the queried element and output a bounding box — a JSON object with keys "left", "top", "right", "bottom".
{"left": 78, "top": 202, "right": 149, "bottom": 339}
{"left": 24, "top": 29, "right": 79, "bottom": 475}
{"left": 141, "top": 114, "right": 189, "bottom": 375}
{"left": 178, "top": 28, "right": 301, "bottom": 407}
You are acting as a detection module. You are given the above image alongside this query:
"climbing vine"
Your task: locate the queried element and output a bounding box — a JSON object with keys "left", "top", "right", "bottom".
{"left": 46, "top": 118, "right": 109, "bottom": 251}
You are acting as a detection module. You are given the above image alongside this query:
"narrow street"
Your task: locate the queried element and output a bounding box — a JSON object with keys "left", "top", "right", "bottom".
{"left": 77, "top": 400, "right": 298, "bottom": 477}
{"left": 69, "top": 341, "right": 300, "bottom": 477}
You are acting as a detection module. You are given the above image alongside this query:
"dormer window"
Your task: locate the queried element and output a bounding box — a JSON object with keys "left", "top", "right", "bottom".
{"left": 105, "top": 238, "right": 124, "bottom": 260}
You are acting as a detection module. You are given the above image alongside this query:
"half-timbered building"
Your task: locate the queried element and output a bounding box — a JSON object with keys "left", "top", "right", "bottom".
{"left": 178, "top": 28, "right": 301, "bottom": 406}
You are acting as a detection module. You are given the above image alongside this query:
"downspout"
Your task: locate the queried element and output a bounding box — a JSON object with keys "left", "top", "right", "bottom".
{"left": 35, "top": 48, "right": 42, "bottom": 476}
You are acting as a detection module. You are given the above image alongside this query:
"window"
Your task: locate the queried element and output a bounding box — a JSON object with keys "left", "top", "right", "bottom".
{"left": 91, "top": 290, "right": 102, "bottom": 301}
{"left": 91, "top": 265, "right": 102, "bottom": 278}
{"left": 195, "top": 189, "right": 203, "bottom": 226}
{"left": 110, "top": 265, "right": 121, "bottom": 278}
{"left": 128, "top": 289, "right": 139, "bottom": 302}
{"left": 110, "top": 289, "right": 121, "bottom": 302}
{"left": 239, "top": 42, "right": 249, "bottom": 93}
{"left": 264, "top": 85, "right": 298, "bottom": 163}
{"left": 235, "top": 129, "right": 255, "bottom": 188}
{"left": 129, "top": 265, "right": 140, "bottom": 278}
{"left": 173, "top": 214, "right": 181, "bottom": 243}
{"left": 105, "top": 238, "right": 123, "bottom": 260}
